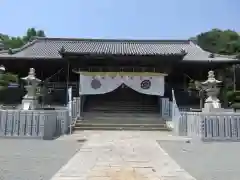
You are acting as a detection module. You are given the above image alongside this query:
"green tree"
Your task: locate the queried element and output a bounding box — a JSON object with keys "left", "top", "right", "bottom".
{"left": 196, "top": 29, "right": 240, "bottom": 55}
{"left": 0, "top": 28, "right": 46, "bottom": 50}
{"left": 192, "top": 29, "right": 240, "bottom": 107}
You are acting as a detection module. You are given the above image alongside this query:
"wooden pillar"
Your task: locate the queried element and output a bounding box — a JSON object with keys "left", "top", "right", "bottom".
{"left": 216, "top": 68, "right": 228, "bottom": 108}
{"left": 78, "top": 70, "right": 83, "bottom": 119}
{"left": 233, "top": 65, "right": 237, "bottom": 91}
{"left": 66, "top": 61, "right": 70, "bottom": 104}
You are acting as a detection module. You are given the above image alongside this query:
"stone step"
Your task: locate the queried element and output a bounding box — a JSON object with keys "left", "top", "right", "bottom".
{"left": 86, "top": 108, "right": 159, "bottom": 112}
{"left": 74, "top": 125, "right": 169, "bottom": 131}
{"left": 87, "top": 101, "right": 156, "bottom": 104}
{"left": 76, "top": 122, "right": 165, "bottom": 127}
{"left": 87, "top": 105, "right": 158, "bottom": 108}
{"left": 87, "top": 104, "right": 158, "bottom": 107}
{"left": 86, "top": 106, "right": 158, "bottom": 110}
{"left": 83, "top": 112, "right": 161, "bottom": 117}
{"left": 84, "top": 111, "right": 159, "bottom": 115}
{"left": 82, "top": 117, "right": 161, "bottom": 121}
{"left": 87, "top": 101, "right": 157, "bottom": 104}
{"left": 82, "top": 115, "right": 162, "bottom": 121}
{"left": 86, "top": 101, "right": 157, "bottom": 104}
{"left": 77, "top": 118, "right": 164, "bottom": 124}
{"left": 88, "top": 103, "right": 158, "bottom": 106}
{"left": 86, "top": 106, "right": 159, "bottom": 110}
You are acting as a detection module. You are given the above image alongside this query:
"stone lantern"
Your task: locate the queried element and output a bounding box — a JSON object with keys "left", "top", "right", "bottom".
{"left": 21, "top": 68, "right": 41, "bottom": 110}
{"left": 201, "top": 70, "right": 222, "bottom": 112}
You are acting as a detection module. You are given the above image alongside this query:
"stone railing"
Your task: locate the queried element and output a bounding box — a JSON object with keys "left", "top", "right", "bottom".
{"left": 69, "top": 97, "right": 81, "bottom": 133}
{"left": 160, "top": 98, "right": 193, "bottom": 119}
{"left": 0, "top": 109, "right": 69, "bottom": 140}
{"left": 175, "top": 111, "right": 240, "bottom": 141}
{"left": 0, "top": 96, "right": 81, "bottom": 140}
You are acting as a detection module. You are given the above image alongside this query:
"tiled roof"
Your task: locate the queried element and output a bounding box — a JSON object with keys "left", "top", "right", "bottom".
{"left": 0, "top": 37, "right": 238, "bottom": 62}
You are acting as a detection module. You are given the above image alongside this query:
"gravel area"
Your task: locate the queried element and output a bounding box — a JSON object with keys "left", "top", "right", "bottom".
{"left": 158, "top": 140, "right": 240, "bottom": 180}
{"left": 0, "top": 138, "right": 83, "bottom": 180}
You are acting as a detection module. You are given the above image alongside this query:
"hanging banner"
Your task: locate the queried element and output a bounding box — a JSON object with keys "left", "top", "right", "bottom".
{"left": 79, "top": 73, "right": 166, "bottom": 96}
{"left": 124, "top": 75, "right": 165, "bottom": 96}
{"left": 79, "top": 75, "right": 122, "bottom": 95}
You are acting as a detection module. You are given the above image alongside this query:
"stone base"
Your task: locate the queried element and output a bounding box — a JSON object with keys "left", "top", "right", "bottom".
{"left": 22, "top": 99, "right": 39, "bottom": 110}
{"left": 166, "top": 121, "right": 174, "bottom": 130}
{"left": 203, "top": 102, "right": 221, "bottom": 112}
{"left": 202, "top": 107, "right": 234, "bottom": 113}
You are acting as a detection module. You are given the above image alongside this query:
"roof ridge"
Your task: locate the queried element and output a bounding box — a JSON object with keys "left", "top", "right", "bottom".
{"left": 35, "top": 37, "right": 191, "bottom": 44}
{"left": 6, "top": 39, "right": 40, "bottom": 54}
{"left": 189, "top": 41, "right": 211, "bottom": 53}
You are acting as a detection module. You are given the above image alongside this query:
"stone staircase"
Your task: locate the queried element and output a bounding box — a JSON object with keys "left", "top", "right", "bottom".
{"left": 74, "top": 86, "right": 168, "bottom": 131}
{"left": 74, "top": 116, "right": 168, "bottom": 131}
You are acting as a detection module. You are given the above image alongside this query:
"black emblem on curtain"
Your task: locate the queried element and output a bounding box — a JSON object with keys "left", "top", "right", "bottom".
{"left": 141, "top": 80, "right": 151, "bottom": 89}
{"left": 91, "top": 79, "right": 101, "bottom": 89}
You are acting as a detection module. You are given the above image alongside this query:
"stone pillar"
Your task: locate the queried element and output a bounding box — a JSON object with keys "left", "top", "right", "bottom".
{"left": 161, "top": 97, "right": 170, "bottom": 118}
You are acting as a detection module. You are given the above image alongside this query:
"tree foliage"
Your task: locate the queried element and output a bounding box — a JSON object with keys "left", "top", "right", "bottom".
{"left": 196, "top": 29, "right": 240, "bottom": 55}
{"left": 190, "top": 29, "right": 240, "bottom": 107}
{"left": 0, "top": 28, "right": 46, "bottom": 50}
{"left": 0, "top": 72, "right": 18, "bottom": 90}
{"left": 0, "top": 28, "right": 43, "bottom": 89}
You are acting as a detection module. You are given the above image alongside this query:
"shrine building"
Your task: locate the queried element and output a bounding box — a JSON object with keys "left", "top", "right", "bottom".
{"left": 0, "top": 37, "right": 238, "bottom": 124}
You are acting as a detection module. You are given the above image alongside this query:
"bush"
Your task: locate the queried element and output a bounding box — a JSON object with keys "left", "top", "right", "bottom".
{"left": 227, "top": 91, "right": 240, "bottom": 109}
{"left": 226, "top": 90, "right": 235, "bottom": 103}
{"left": 0, "top": 72, "right": 18, "bottom": 90}
{"left": 2, "top": 72, "right": 18, "bottom": 83}
{"left": 231, "top": 103, "right": 240, "bottom": 109}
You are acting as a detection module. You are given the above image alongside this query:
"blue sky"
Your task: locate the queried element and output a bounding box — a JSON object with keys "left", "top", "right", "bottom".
{"left": 1, "top": 0, "right": 239, "bottom": 39}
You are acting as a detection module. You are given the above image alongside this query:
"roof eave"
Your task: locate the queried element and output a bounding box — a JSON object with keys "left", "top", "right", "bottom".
{"left": 183, "top": 58, "right": 240, "bottom": 63}
{"left": 0, "top": 56, "right": 63, "bottom": 60}
{"left": 60, "top": 51, "right": 186, "bottom": 58}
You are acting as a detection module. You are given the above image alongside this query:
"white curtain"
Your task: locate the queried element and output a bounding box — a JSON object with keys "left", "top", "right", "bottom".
{"left": 79, "top": 74, "right": 165, "bottom": 96}
{"left": 79, "top": 74, "right": 122, "bottom": 95}
{"left": 124, "top": 75, "right": 164, "bottom": 96}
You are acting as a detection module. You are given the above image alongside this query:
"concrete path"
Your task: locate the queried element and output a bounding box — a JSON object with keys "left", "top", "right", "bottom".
{"left": 51, "top": 131, "right": 196, "bottom": 180}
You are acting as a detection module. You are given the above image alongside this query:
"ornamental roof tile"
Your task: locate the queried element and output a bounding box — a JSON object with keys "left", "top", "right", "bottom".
{"left": 0, "top": 37, "right": 238, "bottom": 62}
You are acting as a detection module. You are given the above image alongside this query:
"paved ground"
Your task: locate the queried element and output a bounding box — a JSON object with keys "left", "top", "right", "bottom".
{"left": 0, "top": 138, "right": 83, "bottom": 180}
{"left": 158, "top": 140, "right": 240, "bottom": 180}
{"left": 51, "top": 131, "right": 195, "bottom": 180}
{"left": 4, "top": 131, "right": 237, "bottom": 180}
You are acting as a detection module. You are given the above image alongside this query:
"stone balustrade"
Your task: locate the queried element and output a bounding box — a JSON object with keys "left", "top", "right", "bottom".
{"left": 0, "top": 96, "right": 81, "bottom": 140}
{"left": 0, "top": 109, "right": 69, "bottom": 140}
{"left": 173, "top": 111, "right": 240, "bottom": 141}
